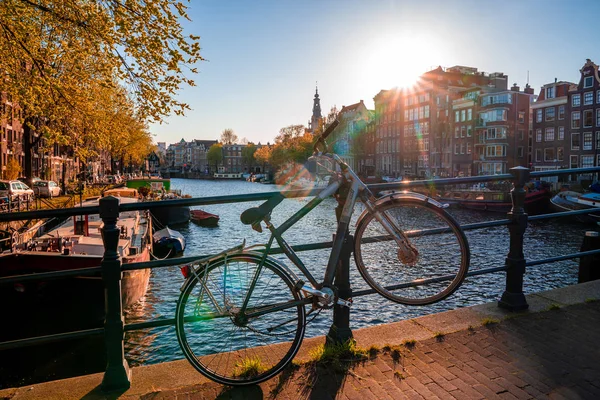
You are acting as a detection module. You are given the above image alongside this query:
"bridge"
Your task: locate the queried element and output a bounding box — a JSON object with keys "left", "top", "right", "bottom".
{"left": 0, "top": 167, "right": 599, "bottom": 398}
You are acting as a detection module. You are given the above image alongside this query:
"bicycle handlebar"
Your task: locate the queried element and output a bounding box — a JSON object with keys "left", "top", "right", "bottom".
{"left": 313, "top": 119, "right": 339, "bottom": 154}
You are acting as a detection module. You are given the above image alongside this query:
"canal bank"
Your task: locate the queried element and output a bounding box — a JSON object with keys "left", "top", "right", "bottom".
{"left": 2, "top": 279, "right": 598, "bottom": 399}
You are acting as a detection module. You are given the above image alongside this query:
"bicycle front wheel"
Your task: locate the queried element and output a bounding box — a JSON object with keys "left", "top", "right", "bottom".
{"left": 354, "top": 200, "right": 470, "bottom": 305}
{"left": 175, "top": 253, "right": 306, "bottom": 386}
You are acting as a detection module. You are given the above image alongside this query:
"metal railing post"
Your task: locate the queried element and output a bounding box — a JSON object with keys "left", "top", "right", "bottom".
{"left": 579, "top": 231, "right": 600, "bottom": 283}
{"left": 99, "top": 196, "right": 131, "bottom": 391}
{"left": 499, "top": 166, "right": 529, "bottom": 311}
{"left": 326, "top": 197, "right": 353, "bottom": 345}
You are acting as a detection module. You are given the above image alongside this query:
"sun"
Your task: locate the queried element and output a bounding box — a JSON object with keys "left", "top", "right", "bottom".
{"left": 362, "top": 33, "right": 439, "bottom": 90}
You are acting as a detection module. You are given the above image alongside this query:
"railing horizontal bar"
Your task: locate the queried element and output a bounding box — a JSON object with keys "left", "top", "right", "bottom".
{"left": 525, "top": 248, "right": 600, "bottom": 267}
{"left": 125, "top": 318, "right": 175, "bottom": 331}
{"left": 0, "top": 205, "right": 98, "bottom": 222}
{"left": 0, "top": 265, "right": 102, "bottom": 284}
{"left": 529, "top": 208, "right": 600, "bottom": 220}
{"left": 0, "top": 327, "right": 104, "bottom": 351}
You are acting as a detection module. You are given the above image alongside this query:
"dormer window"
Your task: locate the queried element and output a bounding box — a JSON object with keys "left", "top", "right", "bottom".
{"left": 546, "top": 86, "right": 555, "bottom": 99}
{"left": 584, "top": 76, "right": 593, "bottom": 88}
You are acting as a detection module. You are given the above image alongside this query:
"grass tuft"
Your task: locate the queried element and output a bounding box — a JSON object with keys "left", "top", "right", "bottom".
{"left": 402, "top": 339, "right": 416, "bottom": 349}
{"left": 481, "top": 317, "right": 499, "bottom": 327}
{"left": 367, "top": 345, "right": 380, "bottom": 358}
{"left": 394, "top": 370, "right": 405, "bottom": 380}
{"left": 548, "top": 303, "right": 561, "bottom": 311}
{"left": 434, "top": 331, "right": 445, "bottom": 342}
{"left": 233, "top": 356, "right": 267, "bottom": 378}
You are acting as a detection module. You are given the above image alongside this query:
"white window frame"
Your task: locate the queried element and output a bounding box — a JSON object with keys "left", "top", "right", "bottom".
{"left": 544, "top": 148, "right": 555, "bottom": 162}
{"left": 545, "top": 127, "right": 555, "bottom": 141}
{"left": 572, "top": 111, "right": 581, "bottom": 129}
{"left": 571, "top": 133, "right": 580, "bottom": 150}
{"left": 536, "top": 109, "right": 542, "bottom": 123}
{"left": 558, "top": 126, "right": 565, "bottom": 140}
{"left": 583, "top": 109, "right": 593, "bottom": 128}
{"left": 558, "top": 105, "right": 565, "bottom": 120}
{"left": 535, "top": 149, "right": 542, "bottom": 162}
{"left": 583, "top": 132, "right": 593, "bottom": 150}
{"left": 584, "top": 76, "right": 593, "bottom": 88}
{"left": 546, "top": 86, "right": 555, "bottom": 99}
{"left": 545, "top": 107, "right": 555, "bottom": 121}
{"left": 581, "top": 155, "right": 594, "bottom": 168}
{"left": 570, "top": 155, "right": 578, "bottom": 169}
{"left": 572, "top": 94, "right": 581, "bottom": 107}
{"left": 557, "top": 147, "right": 564, "bottom": 161}
{"left": 584, "top": 91, "right": 594, "bottom": 106}
{"left": 536, "top": 129, "right": 542, "bottom": 142}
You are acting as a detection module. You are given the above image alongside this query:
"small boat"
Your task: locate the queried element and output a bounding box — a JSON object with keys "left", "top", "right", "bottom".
{"left": 190, "top": 209, "right": 220, "bottom": 227}
{"left": 550, "top": 190, "right": 600, "bottom": 224}
{"left": 437, "top": 182, "right": 552, "bottom": 214}
{"left": 152, "top": 226, "right": 185, "bottom": 259}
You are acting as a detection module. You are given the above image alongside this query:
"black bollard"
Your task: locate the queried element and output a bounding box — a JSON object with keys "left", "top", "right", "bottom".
{"left": 99, "top": 196, "right": 131, "bottom": 391}
{"left": 326, "top": 194, "right": 354, "bottom": 345}
{"left": 499, "top": 166, "right": 529, "bottom": 311}
{"left": 579, "top": 231, "right": 600, "bottom": 283}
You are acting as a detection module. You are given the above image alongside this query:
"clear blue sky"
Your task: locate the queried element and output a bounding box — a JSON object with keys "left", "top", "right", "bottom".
{"left": 149, "top": 0, "right": 600, "bottom": 146}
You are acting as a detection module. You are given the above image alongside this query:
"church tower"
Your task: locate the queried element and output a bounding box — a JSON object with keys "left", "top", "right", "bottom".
{"left": 309, "top": 86, "right": 323, "bottom": 134}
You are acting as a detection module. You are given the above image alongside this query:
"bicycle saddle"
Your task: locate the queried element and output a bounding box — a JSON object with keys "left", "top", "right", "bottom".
{"left": 240, "top": 193, "right": 285, "bottom": 226}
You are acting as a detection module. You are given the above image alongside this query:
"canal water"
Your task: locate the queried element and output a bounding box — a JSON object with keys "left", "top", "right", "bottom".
{"left": 124, "top": 178, "right": 586, "bottom": 367}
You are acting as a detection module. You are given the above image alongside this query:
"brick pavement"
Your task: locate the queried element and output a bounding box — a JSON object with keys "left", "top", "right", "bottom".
{"left": 139, "top": 301, "right": 600, "bottom": 400}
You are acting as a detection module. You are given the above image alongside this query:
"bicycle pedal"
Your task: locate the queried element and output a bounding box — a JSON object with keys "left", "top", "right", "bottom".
{"left": 336, "top": 297, "right": 353, "bottom": 308}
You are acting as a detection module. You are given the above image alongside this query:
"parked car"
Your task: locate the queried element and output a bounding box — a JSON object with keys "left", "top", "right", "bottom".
{"left": 33, "top": 180, "right": 62, "bottom": 198}
{"left": 0, "top": 180, "right": 35, "bottom": 202}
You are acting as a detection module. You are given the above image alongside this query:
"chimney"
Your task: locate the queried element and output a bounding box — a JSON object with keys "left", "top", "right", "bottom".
{"left": 524, "top": 83, "right": 534, "bottom": 95}
{"left": 554, "top": 77, "right": 557, "bottom": 83}
{"left": 511, "top": 83, "right": 520, "bottom": 92}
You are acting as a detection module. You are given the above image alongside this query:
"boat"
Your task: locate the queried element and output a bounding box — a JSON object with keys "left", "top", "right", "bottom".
{"left": 437, "top": 182, "right": 552, "bottom": 214}
{"left": 550, "top": 190, "right": 600, "bottom": 224}
{"left": 125, "top": 177, "right": 191, "bottom": 225}
{"left": 190, "top": 209, "right": 220, "bottom": 227}
{"left": 0, "top": 195, "right": 153, "bottom": 310}
{"left": 152, "top": 226, "right": 186, "bottom": 259}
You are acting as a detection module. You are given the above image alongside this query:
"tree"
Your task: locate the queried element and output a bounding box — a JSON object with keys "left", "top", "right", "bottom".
{"left": 254, "top": 145, "right": 271, "bottom": 171}
{"left": 220, "top": 129, "right": 238, "bottom": 145}
{"left": 0, "top": 0, "right": 203, "bottom": 178}
{"left": 206, "top": 144, "right": 223, "bottom": 173}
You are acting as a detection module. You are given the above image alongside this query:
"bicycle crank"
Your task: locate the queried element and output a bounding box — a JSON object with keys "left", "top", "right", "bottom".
{"left": 299, "top": 284, "right": 352, "bottom": 308}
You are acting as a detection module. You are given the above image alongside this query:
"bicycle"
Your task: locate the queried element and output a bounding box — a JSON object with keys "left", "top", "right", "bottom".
{"left": 175, "top": 119, "right": 470, "bottom": 386}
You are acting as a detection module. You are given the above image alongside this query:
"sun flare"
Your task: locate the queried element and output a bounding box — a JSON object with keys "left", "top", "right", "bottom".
{"left": 362, "top": 33, "right": 439, "bottom": 90}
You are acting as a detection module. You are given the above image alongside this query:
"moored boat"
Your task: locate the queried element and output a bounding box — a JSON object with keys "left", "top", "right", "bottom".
{"left": 190, "top": 209, "right": 220, "bottom": 227}
{"left": 152, "top": 226, "right": 186, "bottom": 259}
{"left": 125, "top": 177, "right": 191, "bottom": 225}
{"left": 550, "top": 190, "right": 600, "bottom": 224}
{"left": 0, "top": 195, "right": 153, "bottom": 310}
{"left": 437, "top": 182, "right": 552, "bottom": 214}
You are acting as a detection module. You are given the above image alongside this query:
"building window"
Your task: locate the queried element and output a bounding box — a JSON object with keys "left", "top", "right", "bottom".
{"left": 545, "top": 107, "right": 555, "bottom": 121}
{"left": 572, "top": 94, "right": 581, "bottom": 107}
{"left": 557, "top": 147, "right": 564, "bottom": 161}
{"left": 544, "top": 148, "right": 555, "bottom": 162}
{"left": 545, "top": 127, "right": 555, "bottom": 141}
{"left": 558, "top": 126, "right": 565, "bottom": 140}
{"left": 460, "top": 127, "right": 465, "bottom": 138}
{"left": 517, "top": 146, "right": 523, "bottom": 158}
{"left": 460, "top": 143, "right": 465, "bottom": 154}
{"left": 461, "top": 110, "right": 466, "bottom": 122}
{"left": 572, "top": 111, "right": 581, "bottom": 129}
{"left": 519, "top": 130, "right": 524, "bottom": 140}
{"left": 536, "top": 129, "right": 542, "bottom": 142}
{"left": 583, "top": 109, "right": 593, "bottom": 127}
{"left": 597, "top": 132, "right": 600, "bottom": 149}
{"left": 467, "top": 109, "right": 472, "bottom": 121}
{"left": 454, "top": 144, "right": 459, "bottom": 154}
{"left": 597, "top": 90, "right": 600, "bottom": 104}
{"left": 535, "top": 149, "right": 542, "bottom": 162}
{"left": 455, "top": 126, "right": 459, "bottom": 138}
{"left": 455, "top": 111, "right": 459, "bottom": 122}
{"left": 518, "top": 111, "right": 525, "bottom": 123}
{"left": 546, "top": 86, "right": 555, "bottom": 99}
{"left": 581, "top": 155, "right": 594, "bottom": 168}
{"left": 597, "top": 109, "right": 600, "bottom": 126}
{"left": 583, "top": 132, "right": 593, "bottom": 150}
{"left": 584, "top": 92, "right": 594, "bottom": 105}
{"left": 584, "top": 76, "right": 593, "bottom": 88}
{"left": 558, "top": 105, "right": 565, "bottom": 120}
{"left": 467, "top": 126, "right": 472, "bottom": 137}
{"left": 536, "top": 109, "right": 542, "bottom": 123}
{"left": 570, "top": 155, "right": 578, "bottom": 169}
{"left": 571, "top": 133, "right": 580, "bottom": 150}
{"left": 467, "top": 142, "right": 472, "bottom": 154}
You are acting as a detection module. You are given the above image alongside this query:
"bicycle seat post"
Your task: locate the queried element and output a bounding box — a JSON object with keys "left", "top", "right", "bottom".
{"left": 326, "top": 190, "right": 354, "bottom": 346}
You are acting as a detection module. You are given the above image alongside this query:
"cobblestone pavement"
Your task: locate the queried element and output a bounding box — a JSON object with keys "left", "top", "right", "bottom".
{"left": 140, "top": 301, "right": 600, "bottom": 400}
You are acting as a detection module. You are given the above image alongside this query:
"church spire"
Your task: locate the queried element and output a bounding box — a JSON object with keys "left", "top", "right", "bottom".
{"left": 309, "top": 84, "right": 322, "bottom": 134}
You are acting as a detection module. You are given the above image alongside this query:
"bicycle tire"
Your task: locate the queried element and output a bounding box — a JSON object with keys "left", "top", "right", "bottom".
{"left": 175, "top": 253, "right": 306, "bottom": 386}
{"left": 354, "top": 199, "right": 470, "bottom": 305}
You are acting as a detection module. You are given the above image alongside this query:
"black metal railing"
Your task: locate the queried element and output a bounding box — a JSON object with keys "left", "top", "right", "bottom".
{"left": 1, "top": 166, "right": 600, "bottom": 391}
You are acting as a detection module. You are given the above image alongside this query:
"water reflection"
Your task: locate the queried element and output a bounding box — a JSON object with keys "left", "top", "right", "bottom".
{"left": 125, "top": 178, "right": 585, "bottom": 366}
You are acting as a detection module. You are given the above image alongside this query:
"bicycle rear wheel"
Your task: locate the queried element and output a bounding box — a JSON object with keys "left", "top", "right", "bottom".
{"left": 175, "top": 253, "right": 306, "bottom": 386}
{"left": 354, "top": 199, "right": 469, "bottom": 305}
